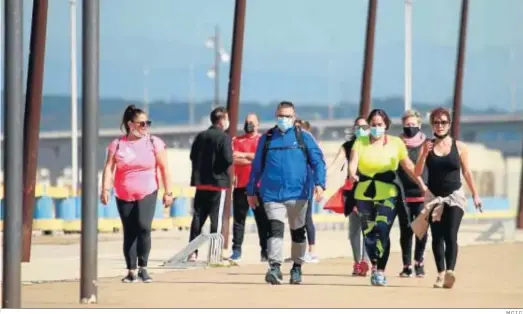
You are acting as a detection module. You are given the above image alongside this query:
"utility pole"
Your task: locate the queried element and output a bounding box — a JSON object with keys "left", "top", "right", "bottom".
{"left": 222, "top": 0, "right": 247, "bottom": 250}
{"left": 404, "top": 0, "right": 413, "bottom": 111}
{"left": 70, "top": 0, "right": 79, "bottom": 210}
{"left": 2, "top": 0, "right": 24, "bottom": 308}
{"left": 80, "top": 0, "right": 99, "bottom": 304}
{"left": 451, "top": 0, "right": 469, "bottom": 139}
{"left": 22, "top": 0, "right": 49, "bottom": 263}
{"left": 358, "top": 0, "right": 378, "bottom": 117}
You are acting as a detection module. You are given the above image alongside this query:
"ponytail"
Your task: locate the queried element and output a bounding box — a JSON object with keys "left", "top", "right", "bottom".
{"left": 120, "top": 104, "right": 144, "bottom": 135}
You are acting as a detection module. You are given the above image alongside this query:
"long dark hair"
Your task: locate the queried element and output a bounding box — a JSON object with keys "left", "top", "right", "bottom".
{"left": 350, "top": 116, "right": 367, "bottom": 141}
{"left": 121, "top": 104, "right": 145, "bottom": 135}
{"left": 367, "top": 109, "right": 391, "bottom": 130}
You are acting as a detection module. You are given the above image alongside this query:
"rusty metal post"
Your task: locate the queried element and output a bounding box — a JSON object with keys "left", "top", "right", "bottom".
{"left": 451, "top": 0, "right": 469, "bottom": 139}
{"left": 517, "top": 139, "right": 523, "bottom": 229}
{"left": 222, "top": 0, "right": 247, "bottom": 250}
{"left": 214, "top": 25, "right": 221, "bottom": 108}
{"left": 359, "top": 0, "right": 378, "bottom": 118}
{"left": 22, "top": 0, "right": 49, "bottom": 263}
{"left": 2, "top": 0, "right": 24, "bottom": 308}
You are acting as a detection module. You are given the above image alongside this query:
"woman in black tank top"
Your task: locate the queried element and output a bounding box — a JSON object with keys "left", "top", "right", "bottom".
{"left": 415, "top": 107, "right": 482, "bottom": 289}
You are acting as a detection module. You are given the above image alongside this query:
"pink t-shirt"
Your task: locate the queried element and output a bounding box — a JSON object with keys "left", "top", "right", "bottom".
{"left": 107, "top": 135, "right": 166, "bottom": 202}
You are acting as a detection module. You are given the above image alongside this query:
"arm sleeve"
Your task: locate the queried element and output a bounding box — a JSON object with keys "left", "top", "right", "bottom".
{"left": 189, "top": 134, "right": 199, "bottom": 161}
{"left": 303, "top": 132, "right": 327, "bottom": 190}
{"left": 151, "top": 136, "right": 166, "bottom": 154}
{"left": 221, "top": 135, "right": 233, "bottom": 167}
{"left": 107, "top": 138, "right": 119, "bottom": 155}
{"left": 246, "top": 135, "right": 266, "bottom": 196}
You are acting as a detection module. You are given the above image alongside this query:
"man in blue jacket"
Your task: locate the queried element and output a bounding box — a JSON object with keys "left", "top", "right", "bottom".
{"left": 246, "top": 101, "right": 326, "bottom": 285}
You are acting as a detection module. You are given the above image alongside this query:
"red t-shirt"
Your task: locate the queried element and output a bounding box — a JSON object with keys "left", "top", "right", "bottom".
{"left": 232, "top": 133, "right": 260, "bottom": 188}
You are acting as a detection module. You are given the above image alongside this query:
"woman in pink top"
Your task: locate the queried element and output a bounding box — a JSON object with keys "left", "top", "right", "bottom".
{"left": 100, "top": 105, "right": 173, "bottom": 283}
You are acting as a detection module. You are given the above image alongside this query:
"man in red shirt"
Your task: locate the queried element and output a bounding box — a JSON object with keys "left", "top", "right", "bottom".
{"left": 229, "top": 113, "right": 269, "bottom": 262}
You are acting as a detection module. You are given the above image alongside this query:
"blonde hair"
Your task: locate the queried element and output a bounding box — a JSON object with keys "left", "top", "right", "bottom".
{"left": 402, "top": 109, "right": 422, "bottom": 125}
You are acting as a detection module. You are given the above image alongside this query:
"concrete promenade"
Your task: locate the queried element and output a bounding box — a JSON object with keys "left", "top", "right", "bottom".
{"left": 1, "top": 222, "right": 522, "bottom": 308}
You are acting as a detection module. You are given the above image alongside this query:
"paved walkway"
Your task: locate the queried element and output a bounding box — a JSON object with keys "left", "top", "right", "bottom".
{"left": 14, "top": 243, "right": 523, "bottom": 308}
{"left": 0, "top": 224, "right": 522, "bottom": 308}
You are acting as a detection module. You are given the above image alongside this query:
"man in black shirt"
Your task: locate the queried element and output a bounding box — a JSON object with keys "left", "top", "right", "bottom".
{"left": 187, "top": 106, "right": 233, "bottom": 261}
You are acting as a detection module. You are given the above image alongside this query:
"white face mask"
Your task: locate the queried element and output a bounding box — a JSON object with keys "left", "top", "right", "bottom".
{"left": 130, "top": 127, "right": 146, "bottom": 138}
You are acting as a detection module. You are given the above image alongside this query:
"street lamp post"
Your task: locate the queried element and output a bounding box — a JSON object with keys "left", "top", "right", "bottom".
{"left": 205, "top": 25, "right": 230, "bottom": 109}
{"left": 404, "top": 0, "right": 413, "bottom": 112}
{"left": 70, "top": 0, "right": 78, "bottom": 200}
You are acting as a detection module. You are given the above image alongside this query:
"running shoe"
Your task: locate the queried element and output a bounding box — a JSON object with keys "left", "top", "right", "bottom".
{"left": 443, "top": 270, "right": 456, "bottom": 289}
{"left": 121, "top": 272, "right": 138, "bottom": 283}
{"left": 414, "top": 263, "right": 426, "bottom": 278}
{"left": 289, "top": 266, "right": 303, "bottom": 284}
{"left": 138, "top": 268, "right": 153, "bottom": 283}
{"left": 265, "top": 264, "right": 283, "bottom": 285}
{"left": 371, "top": 271, "right": 387, "bottom": 286}
{"left": 352, "top": 262, "right": 362, "bottom": 276}
{"left": 399, "top": 265, "right": 413, "bottom": 277}
{"left": 358, "top": 260, "right": 370, "bottom": 277}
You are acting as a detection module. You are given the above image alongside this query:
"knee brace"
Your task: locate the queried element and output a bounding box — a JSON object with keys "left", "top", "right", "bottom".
{"left": 290, "top": 226, "right": 306, "bottom": 243}
{"left": 268, "top": 220, "right": 285, "bottom": 239}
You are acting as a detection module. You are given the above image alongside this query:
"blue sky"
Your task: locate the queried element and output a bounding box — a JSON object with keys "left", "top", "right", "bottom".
{"left": 7, "top": 0, "right": 523, "bottom": 109}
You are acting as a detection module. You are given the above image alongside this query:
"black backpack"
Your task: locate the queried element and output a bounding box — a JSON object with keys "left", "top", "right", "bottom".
{"left": 260, "top": 126, "right": 310, "bottom": 173}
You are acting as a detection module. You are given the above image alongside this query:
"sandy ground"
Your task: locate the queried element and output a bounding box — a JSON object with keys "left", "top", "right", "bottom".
{"left": 17, "top": 243, "right": 523, "bottom": 308}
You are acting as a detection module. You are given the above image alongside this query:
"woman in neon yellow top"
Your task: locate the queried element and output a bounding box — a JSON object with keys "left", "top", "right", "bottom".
{"left": 348, "top": 109, "right": 426, "bottom": 287}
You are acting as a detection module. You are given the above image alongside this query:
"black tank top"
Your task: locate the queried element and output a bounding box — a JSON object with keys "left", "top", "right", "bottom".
{"left": 342, "top": 138, "right": 356, "bottom": 178}
{"left": 426, "top": 139, "right": 462, "bottom": 197}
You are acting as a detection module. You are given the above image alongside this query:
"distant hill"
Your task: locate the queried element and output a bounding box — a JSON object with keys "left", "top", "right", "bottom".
{"left": 34, "top": 94, "right": 514, "bottom": 131}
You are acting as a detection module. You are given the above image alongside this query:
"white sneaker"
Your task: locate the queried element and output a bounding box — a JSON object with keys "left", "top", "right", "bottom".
{"left": 304, "top": 253, "right": 319, "bottom": 264}
{"left": 443, "top": 270, "right": 456, "bottom": 289}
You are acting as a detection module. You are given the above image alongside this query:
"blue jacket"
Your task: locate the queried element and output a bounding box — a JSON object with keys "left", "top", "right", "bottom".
{"left": 246, "top": 126, "right": 326, "bottom": 202}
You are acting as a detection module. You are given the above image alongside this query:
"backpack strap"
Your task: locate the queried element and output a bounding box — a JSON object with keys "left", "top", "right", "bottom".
{"left": 114, "top": 135, "right": 155, "bottom": 155}
{"left": 294, "top": 126, "right": 310, "bottom": 165}
{"left": 260, "top": 127, "right": 276, "bottom": 174}
{"left": 260, "top": 126, "right": 311, "bottom": 174}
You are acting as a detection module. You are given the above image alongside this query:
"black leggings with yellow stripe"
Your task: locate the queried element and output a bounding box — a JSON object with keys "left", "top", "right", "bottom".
{"left": 356, "top": 198, "right": 397, "bottom": 271}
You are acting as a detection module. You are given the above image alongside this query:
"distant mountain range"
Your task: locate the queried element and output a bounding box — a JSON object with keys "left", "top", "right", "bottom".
{"left": 31, "top": 94, "right": 518, "bottom": 132}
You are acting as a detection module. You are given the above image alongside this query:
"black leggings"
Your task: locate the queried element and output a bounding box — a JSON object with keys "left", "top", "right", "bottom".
{"left": 305, "top": 199, "right": 316, "bottom": 245}
{"left": 429, "top": 205, "right": 464, "bottom": 273}
{"left": 398, "top": 202, "right": 428, "bottom": 265}
{"left": 116, "top": 190, "right": 158, "bottom": 270}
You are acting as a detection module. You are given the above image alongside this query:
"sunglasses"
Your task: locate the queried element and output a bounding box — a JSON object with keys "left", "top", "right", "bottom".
{"left": 355, "top": 125, "right": 369, "bottom": 130}
{"left": 433, "top": 120, "right": 449, "bottom": 126}
{"left": 134, "top": 120, "right": 152, "bottom": 127}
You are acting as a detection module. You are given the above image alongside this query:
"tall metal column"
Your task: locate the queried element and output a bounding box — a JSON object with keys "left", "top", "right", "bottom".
{"left": 222, "top": 0, "right": 247, "bottom": 249}
{"left": 22, "top": 0, "right": 49, "bottom": 263}
{"left": 80, "top": 0, "right": 99, "bottom": 304}
{"left": 2, "top": 0, "right": 24, "bottom": 308}
{"left": 451, "top": 0, "right": 469, "bottom": 139}
{"left": 359, "top": 0, "right": 378, "bottom": 117}
{"left": 214, "top": 25, "right": 221, "bottom": 108}
{"left": 517, "top": 139, "right": 523, "bottom": 229}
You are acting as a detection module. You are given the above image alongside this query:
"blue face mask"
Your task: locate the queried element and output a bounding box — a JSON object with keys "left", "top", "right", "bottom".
{"left": 354, "top": 128, "right": 369, "bottom": 138}
{"left": 370, "top": 126, "right": 386, "bottom": 138}
{"left": 276, "top": 117, "right": 294, "bottom": 132}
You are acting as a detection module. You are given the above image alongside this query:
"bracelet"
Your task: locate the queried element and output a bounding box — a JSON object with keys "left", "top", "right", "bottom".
{"left": 164, "top": 192, "right": 173, "bottom": 197}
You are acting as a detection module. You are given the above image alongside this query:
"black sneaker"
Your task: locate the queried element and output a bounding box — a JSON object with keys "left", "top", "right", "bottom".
{"left": 265, "top": 264, "right": 283, "bottom": 285}
{"left": 414, "top": 264, "right": 426, "bottom": 277}
{"left": 121, "top": 272, "right": 138, "bottom": 283}
{"left": 289, "top": 266, "right": 302, "bottom": 284}
{"left": 399, "top": 266, "right": 413, "bottom": 278}
{"left": 138, "top": 268, "right": 153, "bottom": 283}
